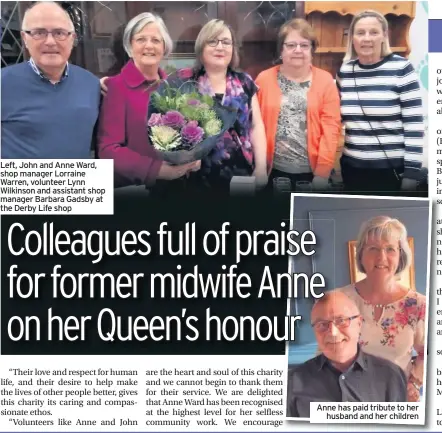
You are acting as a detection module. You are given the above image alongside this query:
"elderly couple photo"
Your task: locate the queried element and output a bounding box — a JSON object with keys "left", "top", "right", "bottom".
{"left": 1, "top": 1, "right": 426, "bottom": 196}
{"left": 287, "top": 203, "right": 428, "bottom": 418}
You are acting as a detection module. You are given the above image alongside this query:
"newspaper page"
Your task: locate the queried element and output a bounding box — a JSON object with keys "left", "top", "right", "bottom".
{"left": 0, "top": 0, "right": 439, "bottom": 432}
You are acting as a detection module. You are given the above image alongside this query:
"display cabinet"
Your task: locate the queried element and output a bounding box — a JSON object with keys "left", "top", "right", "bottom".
{"left": 304, "top": 1, "right": 416, "bottom": 78}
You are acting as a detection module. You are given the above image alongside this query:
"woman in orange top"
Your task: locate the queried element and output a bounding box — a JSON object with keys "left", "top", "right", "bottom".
{"left": 256, "top": 19, "right": 341, "bottom": 191}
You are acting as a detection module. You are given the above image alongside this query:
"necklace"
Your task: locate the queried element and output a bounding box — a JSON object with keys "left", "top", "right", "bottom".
{"left": 354, "top": 286, "right": 387, "bottom": 308}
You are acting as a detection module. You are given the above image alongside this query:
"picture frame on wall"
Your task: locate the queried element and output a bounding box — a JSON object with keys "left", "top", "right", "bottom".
{"left": 92, "top": 37, "right": 116, "bottom": 76}
{"left": 348, "top": 237, "right": 416, "bottom": 290}
{"left": 161, "top": 53, "right": 196, "bottom": 75}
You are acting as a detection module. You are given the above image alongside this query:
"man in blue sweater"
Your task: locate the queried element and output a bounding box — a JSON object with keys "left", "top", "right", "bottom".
{"left": 1, "top": 1, "right": 101, "bottom": 159}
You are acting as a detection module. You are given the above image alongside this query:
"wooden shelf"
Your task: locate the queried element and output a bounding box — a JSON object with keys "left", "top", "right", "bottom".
{"left": 316, "top": 46, "right": 408, "bottom": 54}
{"left": 305, "top": 2, "right": 415, "bottom": 17}
{"left": 305, "top": 2, "right": 415, "bottom": 78}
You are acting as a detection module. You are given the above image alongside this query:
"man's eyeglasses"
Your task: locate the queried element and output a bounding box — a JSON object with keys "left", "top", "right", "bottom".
{"left": 283, "top": 42, "right": 311, "bottom": 51}
{"left": 311, "top": 315, "right": 360, "bottom": 333}
{"left": 23, "top": 29, "right": 74, "bottom": 41}
{"left": 207, "top": 38, "right": 233, "bottom": 48}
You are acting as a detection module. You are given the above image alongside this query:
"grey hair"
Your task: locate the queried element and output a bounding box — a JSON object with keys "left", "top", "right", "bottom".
{"left": 194, "top": 19, "right": 240, "bottom": 70}
{"left": 22, "top": 1, "right": 74, "bottom": 31}
{"left": 343, "top": 9, "right": 392, "bottom": 63}
{"left": 123, "top": 12, "right": 173, "bottom": 58}
{"left": 355, "top": 216, "right": 411, "bottom": 275}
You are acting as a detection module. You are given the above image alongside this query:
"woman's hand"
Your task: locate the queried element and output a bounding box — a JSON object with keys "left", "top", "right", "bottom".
{"left": 157, "top": 160, "right": 201, "bottom": 180}
{"left": 407, "top": 381, "right": 420, "bottom": 402}
{"left": 253, "top": 167, "right": 268, "bottom": 190}
{"left": 100, "top": 76, "right": 109, "bottom": 97}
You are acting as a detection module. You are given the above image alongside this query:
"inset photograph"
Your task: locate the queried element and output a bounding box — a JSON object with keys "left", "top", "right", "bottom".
{"left": 286, "top": 194, "right": 429, "bottom": 420}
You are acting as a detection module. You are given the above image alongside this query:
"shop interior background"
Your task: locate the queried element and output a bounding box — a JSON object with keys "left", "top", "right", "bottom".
{"left": 0, "top": 1, "right": 429, "bottom": 173}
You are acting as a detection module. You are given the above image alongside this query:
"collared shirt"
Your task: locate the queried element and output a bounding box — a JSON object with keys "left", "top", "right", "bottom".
{"left": 288, "top": 348, "right": 407, "bottom": 418}
{"left": 28, "top": 57, "right": 69, "bottom": 83}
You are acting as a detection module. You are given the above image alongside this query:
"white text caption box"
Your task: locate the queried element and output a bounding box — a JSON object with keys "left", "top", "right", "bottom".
{"left": 310, "top": 402, "right": 424, "bottom": 425}
{"left": 0, "top": 160, "right": 114, "bottom": 215}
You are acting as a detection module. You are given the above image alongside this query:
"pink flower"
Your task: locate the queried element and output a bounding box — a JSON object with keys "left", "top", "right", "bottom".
{"left": 148, "top": 113, "right": 163, "bottom": 127}
{"left": 418, "top": 303, "right": 426, "bottom": 321}
{"left": 395, "top": 311, "right": 409, "bottom": 327}
{"left": 187, "top": 99, "right": 201, "bottom": 106}
{"left": 182, "top": 123, "right": 204, "bottom": 144}
{"left": 162, "top": 111, "right": 186, "bottom": 128}
{"left": 406, "top": 305, "right": 418, "bottom": 318}
{"left": 178, "top": 68, "right": 193, "bottom": 79}
{"left": 389, "top": 325, "right": 398, "bottom": 334}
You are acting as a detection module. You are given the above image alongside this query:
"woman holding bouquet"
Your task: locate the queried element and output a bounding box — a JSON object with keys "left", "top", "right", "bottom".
{"left": 255, "top": 19, "right": 341, "bottom": 191}
{"left": 97, "top": 13, "right": 200, "bottom": 188}
{"left": 178, "top": 19, "right": 268, "bottom": 193}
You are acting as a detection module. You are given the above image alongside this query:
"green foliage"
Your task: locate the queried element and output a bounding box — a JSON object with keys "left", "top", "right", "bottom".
{"left": 199, "top": 108, "right": 217, "bottom": 124}
{"left": 151, "top": 85, "right": 215, "bottom": 114}
{"left": 203, "top": 118, "right": 222, "bottom": 137}
{"left": 179, "top": 105, "right": 202, "bottom": 122}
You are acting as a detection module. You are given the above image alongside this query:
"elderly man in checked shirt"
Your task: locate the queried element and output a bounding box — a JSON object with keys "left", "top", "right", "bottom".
{"left": 288, "top": 291, "right": 406, "bottom": 418}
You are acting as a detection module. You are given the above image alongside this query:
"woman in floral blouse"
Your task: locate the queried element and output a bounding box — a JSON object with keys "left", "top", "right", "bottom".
{"left": 177, "top": 19, "right": 268, "bottom": 193}
{"left": 336, "top": 216, "right": 426, "bottom": 402}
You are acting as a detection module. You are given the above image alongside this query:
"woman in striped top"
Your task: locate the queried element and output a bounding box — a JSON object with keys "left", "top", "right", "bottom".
{"left": 336, "top": 10, "right": 424, "bottom": 195}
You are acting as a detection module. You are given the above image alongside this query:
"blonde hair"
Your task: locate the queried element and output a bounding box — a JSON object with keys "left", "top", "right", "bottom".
{"left": 194, "top": 19, "right": 240, "bottom": 70}
{"left": 277, "top": 18, "right": 318, "bottom": 55}
{"left": 343, "top": 10, "right": 392, "bottom": 63}
{"left": 355, "top": 216, "right": 411, "bottom": 275}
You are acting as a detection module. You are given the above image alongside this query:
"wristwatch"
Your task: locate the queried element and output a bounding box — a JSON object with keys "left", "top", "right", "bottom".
{"left": 410, "top": 381, "right": 420, "bottom": 391}
{"left": 409, "top": 375, "right": 422, "bottom": 391}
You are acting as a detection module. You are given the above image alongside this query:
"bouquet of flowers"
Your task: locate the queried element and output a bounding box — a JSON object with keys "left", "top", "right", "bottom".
{"left": 146, "top": 74, "right": 237, "bottom": 165}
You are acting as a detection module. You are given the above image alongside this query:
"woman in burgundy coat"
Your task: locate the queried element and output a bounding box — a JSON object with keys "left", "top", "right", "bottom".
{"left": 97, "top": 13, "right": 200, "bottom": 188}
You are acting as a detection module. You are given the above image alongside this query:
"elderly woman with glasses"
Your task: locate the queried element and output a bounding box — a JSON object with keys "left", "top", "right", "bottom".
{"left": 336, "top": 10, "right": 424, "bottom": 195}
{"left": 335, "top": 216, "right": 426, "bottom": 402}
{"left": 172, "top": 19, "right": 267, "bottom": 193}
{"left": 97, "top": 13, "right": 200, "bottom": 189}
{"left": 255, "top": 19, "right": 341, "bottom": 191}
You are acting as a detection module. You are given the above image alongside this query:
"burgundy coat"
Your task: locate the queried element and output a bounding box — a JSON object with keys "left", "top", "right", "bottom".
{"left": 97, "top": 60, "right": 167, "bottom": 187}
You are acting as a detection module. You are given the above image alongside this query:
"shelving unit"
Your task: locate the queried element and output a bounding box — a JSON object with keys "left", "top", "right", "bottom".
{"left": 303, "top": 1, "right": 417, "bottom": 177}
{"left": 304, "top": 1, "right": 416, "bottom": 78}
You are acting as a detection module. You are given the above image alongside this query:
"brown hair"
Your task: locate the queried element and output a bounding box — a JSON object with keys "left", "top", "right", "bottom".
{"left": 194, "top": 19, "right": 240, "bottom": 70}
{"left": 277, "top": 18, "right": 318, "bottom": 55}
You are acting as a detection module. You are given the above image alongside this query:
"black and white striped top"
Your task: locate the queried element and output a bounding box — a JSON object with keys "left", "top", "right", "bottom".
{"left": 336, "top": 54, "right": 424, "bottom": 179}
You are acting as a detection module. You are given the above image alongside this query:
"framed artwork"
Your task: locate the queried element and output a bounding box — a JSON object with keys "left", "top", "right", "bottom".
{"left": 161, "top": 54, "right": 196, "bottom": 75}
{"left": 91, "top": 37, "right": 115, "bottom": 76}
{"left": 348, "top": 237, "right": 416, "bottom": 290}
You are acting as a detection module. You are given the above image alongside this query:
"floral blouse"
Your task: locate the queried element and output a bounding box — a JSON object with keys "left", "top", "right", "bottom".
{"left": 338, "top": 284, "right": 426, "bottom": 382}
{"left": 176, "top": 67, "right": 257, "bottom": 185}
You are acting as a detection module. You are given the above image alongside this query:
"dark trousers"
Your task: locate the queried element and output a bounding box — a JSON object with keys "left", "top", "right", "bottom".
{"left": 341, "top": 160, "right": 402, "bottom": 196}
